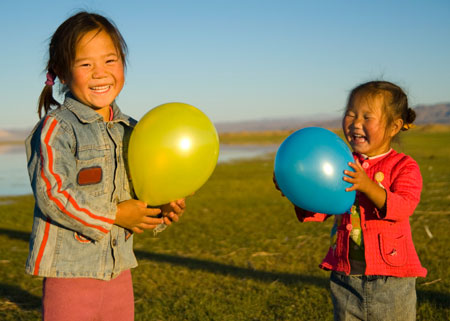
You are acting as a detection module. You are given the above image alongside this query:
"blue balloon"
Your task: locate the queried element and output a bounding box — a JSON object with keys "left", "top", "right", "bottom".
{"left": 274, "top": 127, "right": 356, "bottom": 215}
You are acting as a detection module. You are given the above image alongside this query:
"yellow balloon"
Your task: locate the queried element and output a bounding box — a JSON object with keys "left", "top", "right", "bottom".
{"left": 128, "top": 102, "right": 220, "bottom": 206}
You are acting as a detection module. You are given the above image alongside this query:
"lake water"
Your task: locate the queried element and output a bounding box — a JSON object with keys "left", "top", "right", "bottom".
{"left": 0, "top": 144, "right": 278, "bottom": 196}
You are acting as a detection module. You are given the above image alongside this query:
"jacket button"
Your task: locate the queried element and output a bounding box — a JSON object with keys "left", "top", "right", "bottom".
{"left": 362, "top": 162, "right": 369, "bottom": 169}
{"left": 112, "top": 239, "right": 117, "bottom": 246}
{"left": 346, "top": 224, "right": 353, "bottom": 231}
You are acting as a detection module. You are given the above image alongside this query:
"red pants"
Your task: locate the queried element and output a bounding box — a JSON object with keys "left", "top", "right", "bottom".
{"left": 42, "top": 270, "right": 134, "bottom": 321}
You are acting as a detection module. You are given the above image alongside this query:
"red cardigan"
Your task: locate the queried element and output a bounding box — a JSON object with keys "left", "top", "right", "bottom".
{"left": 296, "top": 149, "right": 427, "bottom": 277}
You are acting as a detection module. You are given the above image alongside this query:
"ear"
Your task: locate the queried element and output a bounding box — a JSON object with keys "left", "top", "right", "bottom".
{"left": 390, "top": 118, "right": 403, "bottom": 137}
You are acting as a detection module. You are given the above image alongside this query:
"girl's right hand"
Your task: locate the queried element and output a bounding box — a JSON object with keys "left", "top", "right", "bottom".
{"left": 294, "top": 205, "right": 309, "bottom": 217}
{"left": 115, "top": 199, "right": 163, "bottom": 234}
{"left": 273, "top": 172, "right": 285, "bottom": 197}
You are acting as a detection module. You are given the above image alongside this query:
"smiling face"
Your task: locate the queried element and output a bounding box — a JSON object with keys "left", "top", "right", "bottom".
{"left": 65, "top": 29, "right": 124, "bottom": 119}
{"left": 342, "top": 93, "right": 399, "bottom": 157}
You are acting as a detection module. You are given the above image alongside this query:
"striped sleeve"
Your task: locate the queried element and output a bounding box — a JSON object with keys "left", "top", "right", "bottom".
{"left": 36, "top": 116, "right": 115, "bottom": 240}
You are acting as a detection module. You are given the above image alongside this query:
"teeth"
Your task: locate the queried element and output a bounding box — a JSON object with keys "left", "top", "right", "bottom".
{"left": 90, "top": 85, "right": 110, "bottom": 92}
{"left": 352, "top": 134, "right": 366, "bottom": 143}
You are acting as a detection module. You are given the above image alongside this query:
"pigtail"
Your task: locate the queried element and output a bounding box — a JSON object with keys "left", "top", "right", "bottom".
{"left": 401, "top": 108, "right": 416, "bottom": 131}
{"left": 37, "top": 70, "right": 60, "bottom": 118}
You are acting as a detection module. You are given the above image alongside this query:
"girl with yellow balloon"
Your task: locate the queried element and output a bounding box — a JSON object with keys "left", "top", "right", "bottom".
{"left": 128, "top": 102, "right": 220, "bottom": 232}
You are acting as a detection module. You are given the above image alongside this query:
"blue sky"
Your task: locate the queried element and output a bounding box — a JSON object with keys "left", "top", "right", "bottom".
{"left": 1, "top": 0, "right": 449, "bottom": 129}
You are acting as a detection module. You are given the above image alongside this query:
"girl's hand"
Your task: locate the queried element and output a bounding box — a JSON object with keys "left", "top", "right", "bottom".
{"left": 294, "top": 205, "right": 309, "bottom": 217}
{"left": 273, "top": 172, "right": 285, "bottom": 197}
{"left": 115, "top": 199, "right": 163, "bottom": 234}
{"left": 343, "top": 159, "right": 374, "bottom": 194}
{"left": 343, "top": 159, "right": 387, "bottom": 210}
{"left": 160, "top": 198, "right": 186, "bottom": 226}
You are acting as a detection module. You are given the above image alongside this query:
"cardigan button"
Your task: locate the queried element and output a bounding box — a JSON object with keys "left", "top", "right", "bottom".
{"left": 346, "top": 224, "right": 353, "bottom": 231}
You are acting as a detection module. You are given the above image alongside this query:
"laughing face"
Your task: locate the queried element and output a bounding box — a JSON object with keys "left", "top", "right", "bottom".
{"left": 65, "top": 29, "right": 125, "bottom": 119}
{"left": 342, "top": 93, "right": 396, "bottom": 157}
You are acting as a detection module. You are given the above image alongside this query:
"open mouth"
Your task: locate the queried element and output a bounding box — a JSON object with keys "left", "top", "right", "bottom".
{"left": 351, "top": 134, "right": 367, "bottom": 144}
{"left": 90, "top": 85, "right": 111, "bottom": 93}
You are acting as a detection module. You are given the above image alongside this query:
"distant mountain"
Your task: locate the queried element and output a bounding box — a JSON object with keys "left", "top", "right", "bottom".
{"left": 1, "top": 103, "right": 449, "bottom": 140}
{"left": 215, "top": 103, "right": 450, "bottom": 133}
{"left": 215, "top": 116, "right": 341, "bottom": 133}
{"left": 413, "top": 103, "right": 450, "bottom": 124}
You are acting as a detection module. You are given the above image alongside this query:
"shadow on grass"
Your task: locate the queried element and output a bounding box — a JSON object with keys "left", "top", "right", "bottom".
{"left": 0, "top": 228, "right": 30, "bottom": 242}
{"left": 0, "top": 228, "right": 448, "bottom": 310}
{"left": 0, "top": 283, "right": 41, "bottom": 311}
{"left": 135, "top": 250, "right": 328, "bottom": 287}
{"left": 135, "top": 251, "right": 450, "bottom": 309}
{"left": 417, "top": 289, "right": 450, "bottom": 309}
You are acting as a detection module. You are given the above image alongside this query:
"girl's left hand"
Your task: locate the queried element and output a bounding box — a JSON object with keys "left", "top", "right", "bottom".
{"left": 160, "top": 198, "right": 186, "bottom": 226}
{"left": 343, "top": 159, "right": 388, "bottom": 211}
{"left": 343, "top": 159, "right": 374, "bottom": 194}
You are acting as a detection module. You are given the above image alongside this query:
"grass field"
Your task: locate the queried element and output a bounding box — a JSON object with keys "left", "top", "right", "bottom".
{"left": 0, "top": 127, "right": 449, "bottom": 320}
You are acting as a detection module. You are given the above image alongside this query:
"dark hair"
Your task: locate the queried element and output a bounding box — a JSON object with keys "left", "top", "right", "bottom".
{"left": 345, "top": 81, "right": 416, "bottom": 132}
{"left": 38, "top": 11, "right": 128, "bottom": 118}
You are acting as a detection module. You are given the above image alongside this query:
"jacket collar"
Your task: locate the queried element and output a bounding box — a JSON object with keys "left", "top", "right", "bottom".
{"left": 354, "top": 149, "right": 394, "bottom": 166}
{"left": 64, "top": 93, "right": 133, "bottom": 127}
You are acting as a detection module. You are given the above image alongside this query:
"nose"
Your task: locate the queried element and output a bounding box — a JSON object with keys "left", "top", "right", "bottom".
{"left": 92, "top": 64, "right": 107, "bottom": 79}
{"left": 350, "top": 116, "right": 363, "bottom": 129}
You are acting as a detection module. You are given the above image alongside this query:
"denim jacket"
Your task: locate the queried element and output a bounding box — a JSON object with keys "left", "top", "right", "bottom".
{"left": 25, "top": 94, "right": 138, "bottom": 280}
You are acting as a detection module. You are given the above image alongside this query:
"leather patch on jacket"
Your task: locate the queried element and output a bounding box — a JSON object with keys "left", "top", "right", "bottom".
{"left": 77, "top": 166, "right": 102, "bottom": 185}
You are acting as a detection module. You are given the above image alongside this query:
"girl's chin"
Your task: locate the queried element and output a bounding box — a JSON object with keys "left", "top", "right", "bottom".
{"left": 350, "top": 143, "right": 368, "bottom": 154}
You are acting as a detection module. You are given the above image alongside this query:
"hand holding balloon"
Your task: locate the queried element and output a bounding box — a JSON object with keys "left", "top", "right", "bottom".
{"left": 344, "top": 159, "right": 388, "bottom": 210}
{"left": 343, "top": 159, "right": 373, "bottom": 193}
{"left": 272, "top": 172, "right": 285, "bottom": 197}
{"left": 160, "top": 198, "right": 186, "bottom": 225}
{"left": 115, "top": 199, "right": 164, "bottom": 233}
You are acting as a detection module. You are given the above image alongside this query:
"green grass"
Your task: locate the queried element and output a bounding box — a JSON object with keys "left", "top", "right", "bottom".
{"left": 1, "top": 129, "right": 449, "bottom": 320}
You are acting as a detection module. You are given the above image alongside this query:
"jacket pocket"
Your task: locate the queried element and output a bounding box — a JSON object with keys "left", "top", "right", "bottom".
{"left": 74, "top": 232, "right": 93, "bottom": 244}
{"left": 379, "top": 233, "right": 407, "bottom": 267}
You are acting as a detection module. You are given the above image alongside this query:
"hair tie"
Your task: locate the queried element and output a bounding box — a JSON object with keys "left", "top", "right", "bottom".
{"left": 45, "top": 72, "right": 55, "bottom": 86}
{"left": 403, "top": 123, "right": 415, "bottom": 130}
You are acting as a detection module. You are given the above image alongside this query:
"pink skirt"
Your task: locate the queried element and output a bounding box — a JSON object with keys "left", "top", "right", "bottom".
{"left": 42, "top": 270, "right": 134, "bottom": 321}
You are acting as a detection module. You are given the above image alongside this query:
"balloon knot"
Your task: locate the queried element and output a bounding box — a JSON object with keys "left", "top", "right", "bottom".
{"left": 153, "top": 223, "right": 167, "bottom": 236}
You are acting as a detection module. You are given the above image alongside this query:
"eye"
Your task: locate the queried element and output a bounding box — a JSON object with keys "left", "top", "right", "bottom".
{"left": 75, "top": 62, "right": 91, "bottom": 68}
{"left": 106, "top": 57, "right": 118, "bottom": 64}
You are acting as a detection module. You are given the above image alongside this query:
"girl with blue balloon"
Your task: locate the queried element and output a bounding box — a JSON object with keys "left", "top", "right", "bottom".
{"left": 274, "top": 81, "right": 427, "bottom": 321}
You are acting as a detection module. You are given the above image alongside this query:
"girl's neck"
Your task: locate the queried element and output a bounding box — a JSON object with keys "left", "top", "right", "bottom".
{"left": 359, "top": 148, "right": 393, "bottom": 160}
